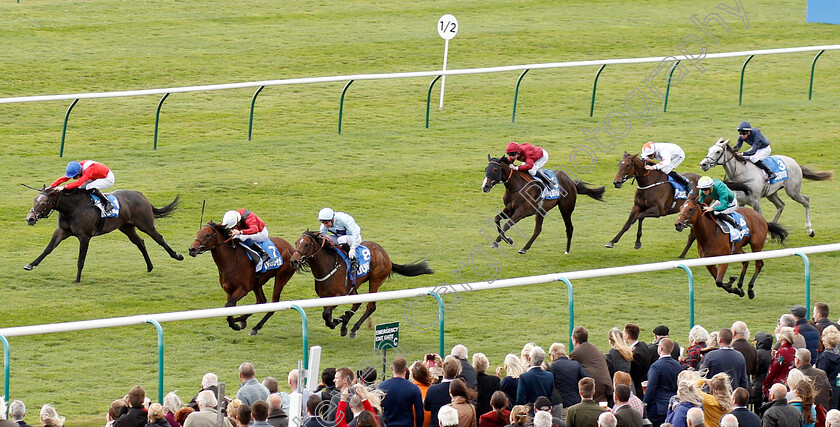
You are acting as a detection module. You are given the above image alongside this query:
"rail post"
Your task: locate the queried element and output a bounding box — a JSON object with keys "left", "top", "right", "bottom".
{"left": 557, "top": 277, "right": 574, "bottom": 351}
{"left": 426, "top": 291, "right": 446, "bottom": 356}
{"left": 145, "top": 319, "right": 164, "bottom": 403}
{"left": 739, "top": 55, "right": 754, "bottom": 106}
{"left": 59, "top": 98, "right": 79, "bottom": 158}
{"left": 794, "top": 252, "right": 811, "bottom": 311}
{"left": 153, "top": 93, "right": 170, "bottom": 150}
{"left": 338, "top": 80, "right": 354, "bottom": 135}
{"left": 809, "top": 50, "right": 825, "bottom": 100}
{"left": 511, "top": 69, "right": 530, "bottom": 122}
{"left": 248, "top": 86, "right": 265, "bottom": 140}
{"left": 425, "top": 75, "right": 442, "bottom": 129}
{"left": 291, "top": 305, "right": 309, "bottom": 369}
{"left": 677, "top": 264, "right": 695, "bottom": 329}
{"left": 663, "top": 61, "right": 681, "bottom": 112}
{"left": 590, "top": 65, "right": 606, "bottom": 117}
{"left": 1, "top": 334, "right": 8, "bottom": 418}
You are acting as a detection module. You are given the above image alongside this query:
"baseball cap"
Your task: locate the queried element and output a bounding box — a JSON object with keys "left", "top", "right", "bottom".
{"left": 534, "top": 396, "right": 552, "bottom": 412}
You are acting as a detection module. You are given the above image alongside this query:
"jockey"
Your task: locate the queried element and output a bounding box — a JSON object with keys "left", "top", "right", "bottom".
{"left": 221, "top": 209, "right": 270, "bottom": 263}
{"left": 697, "top": 176, "right": 741, "bottom": 231}
{"left": 318, "top": 207, "right": 362, "bottom": 272}
{"left": 505, "top": 141, "right": 554, "bottom": 190}
{"left": 733, "top": 121, "right": 776, "bottom": 180}
{"left": 50, "top": 160, "right": 115, "bottom": 211}
{"left": 640, "top": 141, "right": 692, "bottom": 190}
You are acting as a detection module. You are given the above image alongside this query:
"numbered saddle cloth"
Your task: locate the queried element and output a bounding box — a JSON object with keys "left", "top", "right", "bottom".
{"left": 715, "top": 212, "right": 750, "bottom": 242}
{"left": 335, "top": 245, "right": 372, "bottom": 277}
{"left": 539, "top": 170, "right": 563, "bottom": 200}
{"left": 667, "top": 176, "right": 691, "bottom": 199}
{"left": 243, "top": 240, "right": 284, "bottom": 273}
{"left": 89, "top": 193, "right": 120, "bottom": 218}
{"left": 760, "top": 156, "right": 789, "bottom": 184}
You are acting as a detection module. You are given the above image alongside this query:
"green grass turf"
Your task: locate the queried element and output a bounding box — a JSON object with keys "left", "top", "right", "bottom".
{"left": 1, "top": 0, "right": 839, "bottom": 425}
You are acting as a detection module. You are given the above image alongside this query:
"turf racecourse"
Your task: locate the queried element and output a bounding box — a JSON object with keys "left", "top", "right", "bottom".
{"left": 1, "top": 0, "right": 839, "bottom": 425}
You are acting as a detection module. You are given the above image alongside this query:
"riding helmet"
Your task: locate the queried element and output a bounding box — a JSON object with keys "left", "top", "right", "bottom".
{"left": 641, "top": 142, "right": 656, "bottom": 157}
{"left": 318, "top": 207, "right": 335, "bottom": 222}
{"left": 697, "top": 176, "right": 714, "bottom": 189}
{"left": 65, "top": 161, "right": 82, "bottom": 178}
{"left": 737, "top": 121, "right": 751, "bottom": 131}
{"left": 221, "top": 210, "right": 241, "bottom": 229}
{"left": 505, "top": 142, "right": 519, "bottom": 155}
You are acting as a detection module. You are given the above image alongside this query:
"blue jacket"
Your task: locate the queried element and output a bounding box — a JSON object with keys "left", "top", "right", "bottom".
{"left": 796, "top": 318, "right": 820, "bottom": 362}
{"left": 379, "top": 377, "right": 424, "bottom": 427}
{"left": 729, "top": 407, "right": 762, "bottom": 427}
{"left": 424, "top": 380, "right": 452, "bottom": 427}
{"left": 550, "top": 357, "right": 589, "bottom": 408}
{"left": 665, "top": 401, "right": 697, "bottom": 427}
{"left": 516, "top": 367, "right": 555, "bottom": 406}
{"left": 643, "top": 356, "right": 682, "bottom": 418}
{"left": 733, "top": 127, "right": 770, "bottom": 156}
{"left": 237, "top": 378, "right": 270, "bottom": 406}
{"left": 699, "top": 347, "right": 749, "bottom": 391}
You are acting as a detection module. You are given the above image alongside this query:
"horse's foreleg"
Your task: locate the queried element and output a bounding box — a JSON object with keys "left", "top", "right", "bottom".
{"left": 500, "top": 209, "right": 528, "bottom": 246}
{"left": 225, "top": 287, "right": 250, "bottom": 331}
{"left": 119, "top": 224, "right": 153, "bottom": 272}
{"left": 75, "top": 236, "right": 92, "bottom": 283}
{"left": 340, "top": 303, "right": 362, "bottom": 337}
{"left": 135, "top": 221, "right": 184, "bottom": 261}
{"left": 767, "top": 192, "right": 785, "bottom": 224}
{"left": 494, "top": 208, "right": 516, "bottom": 246}
{"left": 322, "top": 306, "right": 340, "bottom": 329}
{"left": 349, "top": 301, "right": 377, "bottom": 339}
{"left": 746, "top": 259, "right": 763, "bottom": 299}
{"left": 634, "top": 218, "right": 645, "bottom": 250}
{"left": 678, "top": 232, "right": 696, "bottom": 259}
{"left": 25, "top": 227, "right": 71, "bottom": 270}
{"left": 606, "top": 206, "right": 642, "bottom": 248}
{"left": 714, "top": 263, "right": 737, "bottom": 294}
{"left": 519, "top": 212, "right": 545, "bottom": 254}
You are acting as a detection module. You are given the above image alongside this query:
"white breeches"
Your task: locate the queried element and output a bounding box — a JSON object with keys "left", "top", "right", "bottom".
{"left": 744, "top": 146, "right": 771, "bottom": 163}
{"left": 326, "top": 234, "right": 361, "bottom": 257}
{"left": 658, "top": 152, "right": 685, "bottom": 174}
{"left": 81, "top": 170, "right": 115, "bottom": 190}
{"left": 710, "top": 200, "right": 738, "bottom": 215}
{"left": 528, "top": 150, "right": 549, "bottom": 176}
{"left": 234, "top": 227, "right": 269, "bottom": 243}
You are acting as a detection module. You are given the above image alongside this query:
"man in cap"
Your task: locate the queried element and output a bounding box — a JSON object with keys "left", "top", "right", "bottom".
{"left": 648, "top": 325, "right": 681, "bottom": 365}
{"left": 791, "top": 305, "right": 820, "bottom": 361}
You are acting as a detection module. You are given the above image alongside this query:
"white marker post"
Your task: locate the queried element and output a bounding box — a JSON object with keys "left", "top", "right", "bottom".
{"left": 437, "top": 14, "right": 458, "bottom": 110}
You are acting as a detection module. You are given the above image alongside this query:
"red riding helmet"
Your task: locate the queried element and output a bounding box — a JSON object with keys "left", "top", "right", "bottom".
{"left": 505, "top": 142, "right": 520, "bottom": 157}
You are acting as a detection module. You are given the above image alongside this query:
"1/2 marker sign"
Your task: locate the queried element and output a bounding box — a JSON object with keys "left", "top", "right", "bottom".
{"left": 437, "top": 14, "right": 458, "bottom": 40}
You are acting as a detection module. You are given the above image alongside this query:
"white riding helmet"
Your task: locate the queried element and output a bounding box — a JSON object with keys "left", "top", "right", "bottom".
{"left": 697, "top": 176, "right": 714, "bottom": 189}
{"left": 221, "top": 210, "right": 241, "bottom": 229}
{"left": 318, "top": 207, "right": 335, "bottom": 222}
{"left": 641, "top": 142, "right": 656, "bottom": 158}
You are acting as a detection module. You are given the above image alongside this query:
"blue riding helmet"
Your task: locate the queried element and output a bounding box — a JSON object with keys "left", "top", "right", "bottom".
{"left": 65, "top": 161, "right": 82, "bottom": 178}
{"left": 737, "top": 121, "right": 751, "bottom": 131}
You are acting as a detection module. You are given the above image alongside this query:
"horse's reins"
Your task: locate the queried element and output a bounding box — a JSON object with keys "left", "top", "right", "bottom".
{"left": 29, "top": 191, "right": 60, "bottom": 220}
{"left": 294, "top": 234, "right": 342, "bottom": 282}
{"left": 618, "top": 156, "right": 664, "bottom": 190}
{"left": 192, "top": 225, "right": 235, "bottom": 253}
{"left": 489, "top": 160, "right": 514, "bottom": 184}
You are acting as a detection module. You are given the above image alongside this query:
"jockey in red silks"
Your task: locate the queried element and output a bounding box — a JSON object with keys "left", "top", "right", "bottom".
{"left": 50, "top": 160, "right": 115, "bottom": 211}
{"left": 505, "top": 141, "right": 554, "bottom": 190}
{"left": 221, "top": 209, "right": 271, "bottom": 263}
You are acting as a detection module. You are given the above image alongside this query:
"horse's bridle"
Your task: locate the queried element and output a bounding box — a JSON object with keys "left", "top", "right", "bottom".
{"left": 29, "top": 191, "right": 59, "bottom": 220}
{"left": 293, "top": 233, "right": 344, "bottom": 281}
{"left": 192, "top": 225, "right": 232, "bottom": 254}
{"left": 616, "top": 156, "right": 653, "bottom": 185}
{"left": 702, "top": 146, "right": 727, "bottom": 168}
{"left": 487, "top": 161, "right": 514, "bottom": 185}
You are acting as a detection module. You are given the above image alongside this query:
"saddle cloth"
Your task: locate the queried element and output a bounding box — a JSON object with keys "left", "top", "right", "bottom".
{"left": 90, "top": 193, "right": 120, "bottom": 218}
{"left": 335, "top": 245, "right": 372, "bottom": 277}
{"left": 667, "top": 176, "right": 691, "bottom": 200}
{"left": 242, "top": 239, "right": 284, "bottom": 273}
{"left": 714, "top": 211, "right": 750, "bottom": 242}
{"left": 760, "top": 156, "right": 789, "bottom": 184}
{"left": 539, "top": 170, "right": 563, "bottom": 200}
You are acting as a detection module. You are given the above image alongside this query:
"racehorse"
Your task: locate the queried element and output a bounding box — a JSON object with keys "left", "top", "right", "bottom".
{"left": 675, "top": 197, "right": 788, "bottom": 299}
{"left": 608, "top": 152, "right": 704, "bottom": 257}
{"left": 188, "top": 222, "right": 297, "bottom": 334}
{"left": 699, "top": 138, "right": 834, "bottom": 237}
{"left": 482, "top": 155, "right": 605, "bottom": 255}
{"left": 25, "top": 186, "right": 183, "bottom": 283}
{"left": 289, "top": 230, "right": 433, "bottom": 338}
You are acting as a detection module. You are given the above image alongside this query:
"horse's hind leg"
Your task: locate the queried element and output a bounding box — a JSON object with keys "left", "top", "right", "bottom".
{"left": 767, "top": 192, "right": 785, "bottom": 224}
{"left": 135, "top": 220, "right": 184, "bottom": 261}
{"left": 251, "top": 269, "right": 295, "bottom": 335}
{"left": 119, "top": 224, "right": 153, "bottom": 272}
{"left": 75, "top": 236, "right": 91, "bottom": 283}
{"left": 560, "top": 204, "right": 574, "bottom": 255}
{"left": 785, "top": 186, "right": 813, "bottom": 237}
{"left": 746, "top": 259, "right": 763, "bottom": 299}
{"left": 25, "top": 227, "right": 71, "bottom": 270}
{"left": 733, "top": 261, "right": 749, "bottom": 298}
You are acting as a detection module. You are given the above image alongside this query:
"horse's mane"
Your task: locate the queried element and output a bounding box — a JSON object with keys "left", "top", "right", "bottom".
{"left": 301, "top": 229, "right": 338, "bottom": 253}
{"left": 207, "top": 221, "right": 232, "bottom": 239}
{"left": 722, "top": 143, "right": 747, "bottom": 164}
{"left": 489, "top": 155, "right": 511, "bottom": 165}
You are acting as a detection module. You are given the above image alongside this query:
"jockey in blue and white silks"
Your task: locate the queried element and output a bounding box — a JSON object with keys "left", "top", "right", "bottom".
{"left": 318, "top": 208, "right": 363, "bottom": 262}
{"left": 734, "top": 121, "right": 776, "bottom": 180}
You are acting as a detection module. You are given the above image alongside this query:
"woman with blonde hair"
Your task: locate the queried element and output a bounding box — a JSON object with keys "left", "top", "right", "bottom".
{"left": 162, "top": 391, "right": 183, "bottom": 427}
{"left": 790, "top": 379, "right": 817, "bottom": 427}
{"left": 39, "top": 404, "right": 64, "bottom": 427}
{"left": 496, "top": 354, "right": 525, "bottom": 409}
{"left": 695, "top": 373, "right": 733, "bottom": 427}
{"left": 785, "top": 369, "right": 806, "bottom": 401}
{"left": 520, "top": 343, "right": 535, "bottom": 367}
{"left": 605, "top": 328, "right": 633, "bottom": 378}
{"left": 665, "top": 380, "right": 703, "bottom": 427}
{"left": 503, "top": 405, "right": 531, "bottom": 427}
{"left": 146, "top": 403, "right": 172, "bottom": 427}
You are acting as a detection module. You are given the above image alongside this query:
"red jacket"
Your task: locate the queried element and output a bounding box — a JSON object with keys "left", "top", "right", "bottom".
{"left": 235, "top": 209, "right": 266, "bottom": 235}
{"left": 51, "top": 160, "right": 111, "bottom": 189}
{"left": 509, "top": 143, "right": 545, "bottom": 171}
{"left": 763, "top": 341, "right": 796, "bottom": 396}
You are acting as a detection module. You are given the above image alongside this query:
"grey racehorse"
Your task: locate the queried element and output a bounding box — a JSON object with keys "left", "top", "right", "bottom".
{"left": 699, "top": 138, "right": 833, "bottom": 237}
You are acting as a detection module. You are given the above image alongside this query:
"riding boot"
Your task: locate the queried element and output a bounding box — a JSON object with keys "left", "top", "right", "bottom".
{"left": 718, "top": 213, "right": 741, "bottom": 230}
{"left": 537, "top": 169, "right": 555, "bottom": 188}
{"left": 755, "top": 160, "right": 777, "bottom": 181}
{"left": 668, "top": 171, "right": 691, "bottom": 191}
{"left": 245, "top": 239, "right": 270, "bottom": 263}
{"left": 89, "top": 188, "right": 113, "bottom": 211}
{"left": 350, "top": 257, "right": 359, "bottom": 275}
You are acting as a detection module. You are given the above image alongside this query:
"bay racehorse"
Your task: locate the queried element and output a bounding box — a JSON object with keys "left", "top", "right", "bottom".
{"left": 699, "top": 138, "right": 833, "bottom": 237}
{"left": 675, "top": 197, "right": 788, "bottom": 298}
{"left": 188, "top": 222, "right": 297, "bottom": 334}
{"left": 482, "top": 155, "right": 605, "bottom": 255}
{"left": 289, "top": 230, "right": 433, "bottom": 338}
{"left": 25, "top": 186, "right": 183, "bottom": 282}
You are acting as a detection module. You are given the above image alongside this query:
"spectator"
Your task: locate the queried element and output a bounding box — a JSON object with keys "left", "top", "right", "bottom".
{"left": 777, "top": 314, "right": 807, "bottom": 350}
{"left": 447, "top": 379, "right": 477, "bottom": 427}
{"left": 533, "top": 396, "right": 565, "bottom": 427}
{"left": 731, "top": 322, "right": 759, "bottom": 380}
{"left": 474, "top": 353, "right": 501, "bottom": 418}
{"left": 752, "top": 332, "right": 774, "bottom": 410}
{"left": 379, "top": 356, "right": 424, "bottom": 427}
{"left": 720, "top": 414, "right": 739, "bottom": 427}
{"left": 146, "top": 403, "right": 172, "bottom": 427}
{"left": 700, "top": 329, "right": 749, "bottom": 391}
{"left": 681, "top": 326, "right": 709, "bottom": 370}
{"left": 238, "top": 363, "right": 270, "bottom": 406}
{"left": 565, "top": 378, "right": 606, "bottom": 427}
{"left": 354, "top": 411, "right": 379, "bottom": 427}
{"left": 251, "top": 401, "right": 272, "bottom": 427}
{"left": 410, "top": 362, "right": 433, "bottom": 427}
{"left": 9, "top": 400, "right": 32, "bottom": 427}
{"left": 764, "top": 327, "right": 797, "bottom": 397}
{"left": 263, "top": 377, "right": 279, "bottom": 395}
{"left": 185, "top": 390, "right": 234, "bottom": 427}
{"left": 814, "top": 304, "right": 840, "bottom": 353}
{"left": 792, "top": 306, "right": 820, "bottom": 362}
{"left": 163, "top": 392, "right": 183, "bottom": 427}
{"left": 438, "top": 406, "right": 459, "bottom": 427}
{"left": 521, "top": 344, "right": 535, "bottom": 368}
{"left": 825, "top": 409, "right": 840, "bottom": 427}
{"left": 320, "top": 369, "right": 340, "bottom": 403}
{"left": 328, "top": 368, "right": 356, "bottom": 422}
{"left": 282, "top": 369, "right": 314, "bottom": 416}
{"left": 665, "top": 379, "right": 703, "bottom": 427}
{"left": 115, "top": 386, "right": 149, "bottom": 427}
{"left": 174, "top": 408, "right": 194, "bottom": 427}
{"left": 107, "top": 400, "right": 128, "bottom": 427}
{"left": 612, "top": 372, "right": 643, "bottom": 418}
{"left": 266, "top": 394, "right": 288, "bottom": 427}
{"left": 227, "top": 400, "right": 243, "bottom": 427}
{"left": 425, "top": 356, "right": 461, "bottom": 427}
{"left": 649, "top": 325, "right": 682, "bottom": 364}
{"left": 759, "top": 383, "right": 800, "bottom": 426}
{"left": 570, "top": 327, "right": 613, "bottom": 404}
{"left": 235, "top": 404, "right": 251, "bottom": 427}
{"left": 516, "top": 346, "right": 554, "bottom": 406}
{"left": 816, "top": 326, "right": 840, "bottom": 410}
{"left": 357, "top": 368, "right": 378, "bottom": 387}
{"left": 597, "top": 412, "right": 616, "bottom": 427}
{"left": 685, "top": 407, "right": 704, "bottom": 427}
{"left": 624, "top": 323, "right": 651, "bottom": 398}
{"left": 479, "top": 391, "right": 510, "bottom": 427}
{"left": 789, "top": 380, "right": 817, "bottom": 427}
{"left": 335, "top": 385, "right": 378, "bottom": 427}
{"left": 505, "top": 406, "right": 530, "bottom": 427}
{"left": 696, "top": 373, "right": 734, "bottom": 427}
{"left": 0, "top": 400, "right": 17, "bottom": 427}
{"left": 644, "top": 338, "right": 682, "bottom": 427}
{"left": 612, "top": 384, "right": 642, "bottom": 427}
{"left": 786, "top": 370, "right": 807, "bottom": 402}
{"left": 38, "top": 405, "right": 64, "bottom": 427}
{"left": 728, "top": 387, "right": 761, "bottom": 427}
{"left": 497, "top": 354, "right": 525, "bottom": 409}
{"left": 306, "top": 395, "right": 336, "bottom": 427}
{"left": 703, "top": 330, "right": 721, "bottom": 357}
{"left": 549, "top": 342, "right": 589, "bottom": 415}
{"left": 794, "top": 348, "right": 832, "bottom": 409}
{"left": 452, "top": 345, "right": 478, "bottom": 389}
{"left": 605, "top": 328, "right": 633, "bottom": 380}
{"left": 533, "top": 411, "right": 555, "bottom": 427}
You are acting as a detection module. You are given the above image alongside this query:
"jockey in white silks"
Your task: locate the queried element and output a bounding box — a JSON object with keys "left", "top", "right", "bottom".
{"left": 640, "top": 141, "right": 691, "bottom": 190}
{"left": 318, "top": 207, "right": 363, "bottom": 271}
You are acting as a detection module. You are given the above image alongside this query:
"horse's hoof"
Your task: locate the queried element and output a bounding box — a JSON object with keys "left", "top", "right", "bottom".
{"left": 147, "top": 265, "right": 154, "bottom": 272}
{"left": 564, "top": 251, "right": 569, "bottom": 255}
{"left": 604, "top": 242, "right": 614, "bottom": 248}
{"left": 23, "top": 264, "right": 33, "bottom": 271}
{"left": 349, "top": 330, "right": 357, "bottom": 339}
{"left": 490, "top": 242, "right": 499, "bottom": 249}
{"left": 737, "top": 288, "right": 745, "bottom": 297}
{"left": 230, "top": 324, "right": 242, "bottom": 331}
{"left": 716, "top": 282, "right": 725, "bottom": 288}
{"left": 504, "top": 237, "right": 514, "bottom": 245}
{"left": 518, "top": 249, "right": 527, "bottom": 255}
{"left": 634, "top": 242, "right": 642, "bottom": 250}
{"left": 809, "top": 231, "right": 815, "bottom": 237}
{"left": 249, "top": 329, "right": 258, "bottom": 336}
{"left": 748, "top": 289, "right": 755, "bottom": 299}
{"left": 175, "top": 253, "right": 184, "bottom": 261}
{"left": 340, "top": 326, "right": 348, "bottom": 337}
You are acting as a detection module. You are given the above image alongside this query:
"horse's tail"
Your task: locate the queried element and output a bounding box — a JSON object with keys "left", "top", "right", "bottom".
{"left": 575, "top": 181, "right": 606, "bottom": 201}
{"left": 723, "top": 180, "right": 752, "bottom": 196}
{"left": 391, "top": 260, "right": 434, "bottom": 277}
{"left": 801, "top": 166, "right": 834, "bottom": 181}
{"left": 152, "top": 194, "right": 180, "bottom": 218}
{"left": 767, "top": 222, "right": 789, "bottom": 244}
